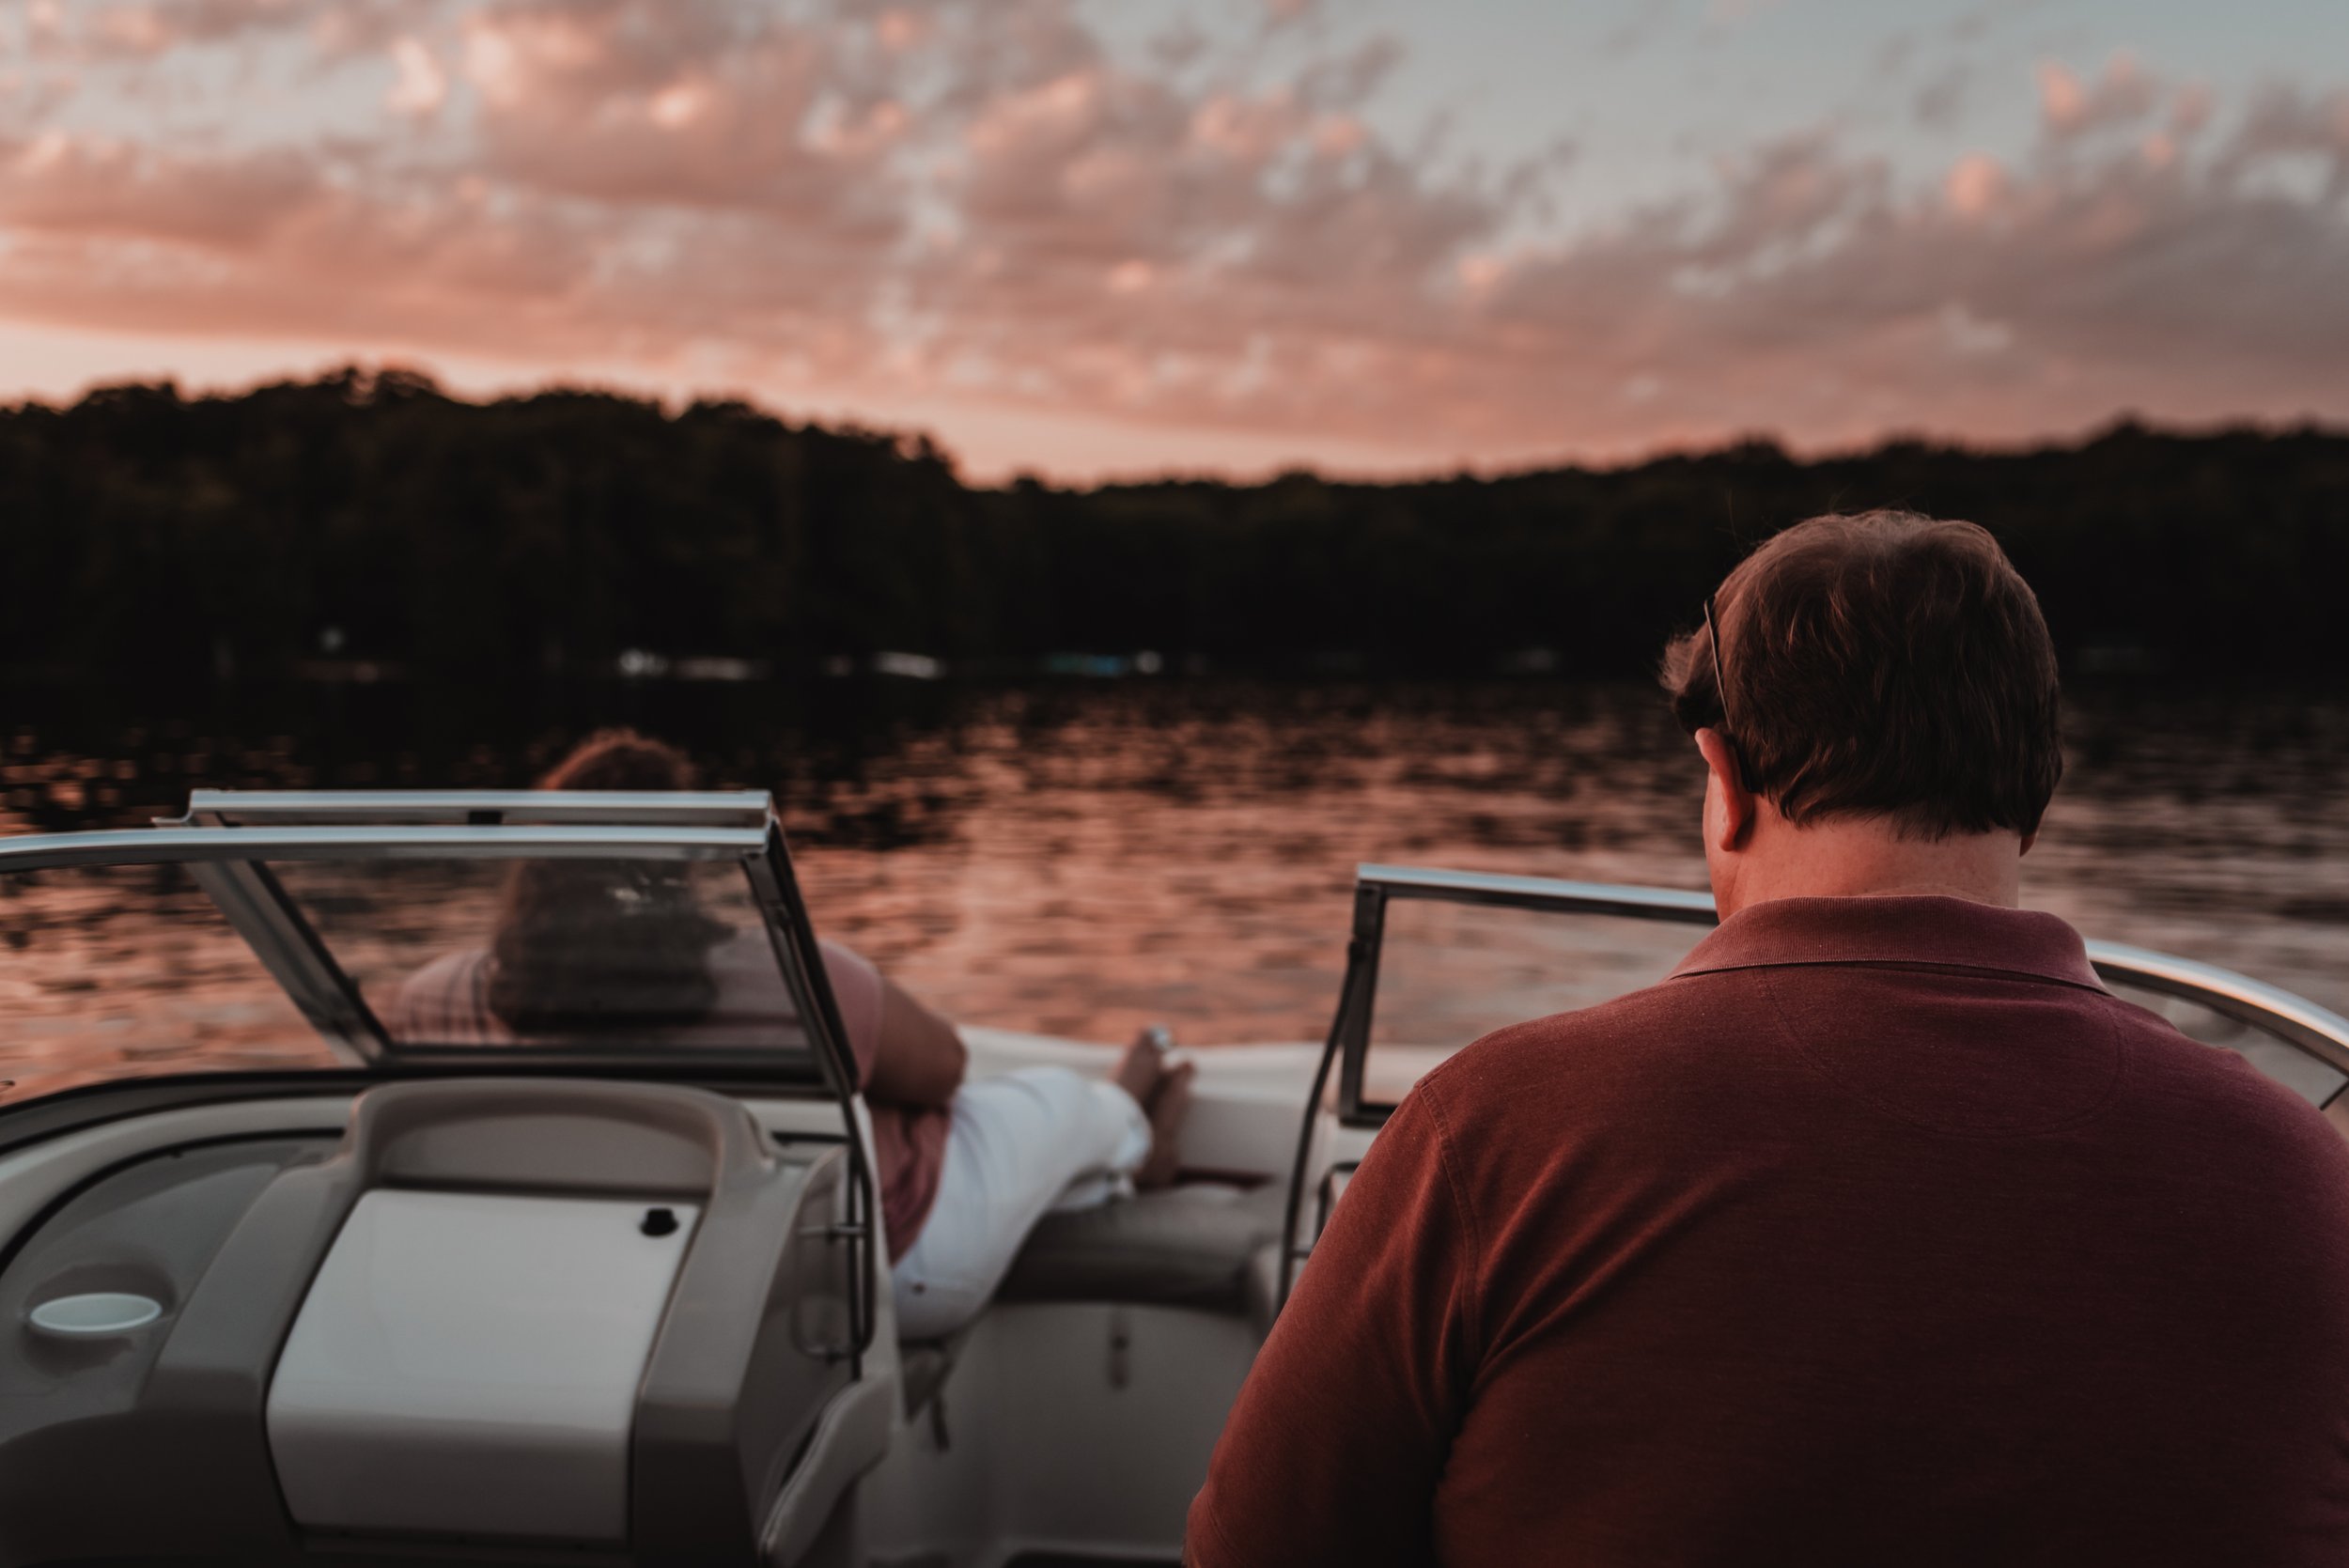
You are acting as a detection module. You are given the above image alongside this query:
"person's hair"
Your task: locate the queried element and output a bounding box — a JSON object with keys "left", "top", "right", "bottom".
{"left": 1659, "top": 510, "right": 2061, "bottom": 838}
{"left": 486, "top": 728, "right": 727, "bottom": 1033}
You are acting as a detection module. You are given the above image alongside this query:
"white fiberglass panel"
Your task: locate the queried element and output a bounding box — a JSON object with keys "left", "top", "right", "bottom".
{"left": 267, "top": 1189, "right": 698, "bottom": 1542}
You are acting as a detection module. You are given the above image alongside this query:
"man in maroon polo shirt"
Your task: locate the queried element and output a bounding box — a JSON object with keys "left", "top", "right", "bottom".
{"left": 1188, "top": 511, "right": 2349, "bottom": 1566}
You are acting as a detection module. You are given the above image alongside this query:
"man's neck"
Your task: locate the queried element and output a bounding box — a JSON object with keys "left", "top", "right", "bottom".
{"left": 1712, "top": 815, "right": 2026, "bottom": 920}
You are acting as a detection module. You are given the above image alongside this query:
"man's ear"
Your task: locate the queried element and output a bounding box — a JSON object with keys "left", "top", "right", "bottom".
{"left": 1695, "top": 728, "right": 1756, "bottom": 854}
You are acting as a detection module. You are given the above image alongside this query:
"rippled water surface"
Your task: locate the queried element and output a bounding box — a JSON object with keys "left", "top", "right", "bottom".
{"left": 2, "top": 679, "right": 2344, "bottom": 1100}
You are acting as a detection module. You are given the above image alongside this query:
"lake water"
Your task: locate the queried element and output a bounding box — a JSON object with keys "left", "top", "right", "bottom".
{"left": 2, "top": 678, "right": 2344, "bottom": 1094}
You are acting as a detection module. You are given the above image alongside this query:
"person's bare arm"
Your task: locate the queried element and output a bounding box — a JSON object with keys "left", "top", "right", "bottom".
{"left": 817, "top": 939, "right": 967, "bottom": 1108}
{"left": 859, "top": 974, "right": 967, "bottom": 1109}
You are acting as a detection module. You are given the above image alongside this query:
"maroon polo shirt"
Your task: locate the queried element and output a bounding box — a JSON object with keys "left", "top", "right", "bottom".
{"left": 1189, "top": 895, "right": 2349, "bottom": 1566}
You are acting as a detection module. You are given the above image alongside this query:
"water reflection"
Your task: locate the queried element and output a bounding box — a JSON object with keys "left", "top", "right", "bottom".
{"left": 1, "top": 680, "right": 2344, "bottom": 1068}
{"left": 0, "top": 862, "right": 338, "bottom": 1098}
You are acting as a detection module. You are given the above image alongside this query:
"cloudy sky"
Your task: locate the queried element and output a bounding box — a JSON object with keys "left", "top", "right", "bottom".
{"left": 2, "top": 0, "right": 2344, "bottom": 481}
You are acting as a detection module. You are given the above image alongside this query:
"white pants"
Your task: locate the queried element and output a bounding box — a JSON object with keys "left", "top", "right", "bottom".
{"left": 892, "top": 1065, "right": 1151, "bottom": 1341}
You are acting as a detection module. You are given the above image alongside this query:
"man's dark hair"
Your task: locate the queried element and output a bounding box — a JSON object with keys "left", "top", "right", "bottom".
{"left": 1660, "top": 510, "right": 2062, "bottom": 838}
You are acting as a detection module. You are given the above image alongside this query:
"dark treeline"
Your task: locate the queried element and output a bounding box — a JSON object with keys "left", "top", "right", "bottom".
{"left": 3, "top": 367, "right": 2343, "bottom": 684}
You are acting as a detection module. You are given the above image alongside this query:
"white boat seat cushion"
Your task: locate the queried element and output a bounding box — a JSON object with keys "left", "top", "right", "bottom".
{"left": 995, "top": 1183, "right": 1287, "bottom": 1326}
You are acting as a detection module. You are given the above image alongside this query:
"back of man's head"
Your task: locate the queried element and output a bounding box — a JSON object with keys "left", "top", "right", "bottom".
{"left": 1660, "top": 510, "right": 2061, "bottom": 839}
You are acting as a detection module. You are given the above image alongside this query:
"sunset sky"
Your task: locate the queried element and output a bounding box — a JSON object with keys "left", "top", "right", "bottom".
{"left": 2, "top": 0, "right": 2344, "bottom": 482}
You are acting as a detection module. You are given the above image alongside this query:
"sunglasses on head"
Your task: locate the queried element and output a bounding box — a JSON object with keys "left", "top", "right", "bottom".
{"left": 1703, "top": 593, "right": 1755, "bottom": 793}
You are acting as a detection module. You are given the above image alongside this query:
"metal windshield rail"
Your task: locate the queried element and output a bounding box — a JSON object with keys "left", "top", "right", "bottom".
{"left": 177, "top": 789, "right": 776, "bottom": 830}
{"left": 0, "top": 824, "right": 771, "bottom": 870}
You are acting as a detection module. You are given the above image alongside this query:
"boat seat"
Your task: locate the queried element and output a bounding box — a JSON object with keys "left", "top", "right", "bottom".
{"left": 995, "top": 1182, "right": 1288, "bottom": 1328}
{"left": 894, "top": 1186, "right": 1288, "bottom": 1412}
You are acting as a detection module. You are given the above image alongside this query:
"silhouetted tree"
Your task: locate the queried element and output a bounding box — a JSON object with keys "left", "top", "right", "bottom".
{"left": 1, "top": 370, "right": 2341, "bottom": 684}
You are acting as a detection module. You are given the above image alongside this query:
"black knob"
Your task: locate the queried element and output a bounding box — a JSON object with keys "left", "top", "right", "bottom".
{"left": 640, "top": 1206, "right": 679, "bottom": 1237}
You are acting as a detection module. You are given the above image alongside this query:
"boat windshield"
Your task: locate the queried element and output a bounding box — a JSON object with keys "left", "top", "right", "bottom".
{"left": 1345, "top": 866, "right": 2349, "bottom": 1129}
{"left": 267, "top": 855, "right": 816, "bottom": 1055}
{"left": 2101, "top": 975, "right": 2346, "bottom": 1108}
{"left": 0, "top": 861, "right": 342, "bottom": 1105}
{"left": 1364, "top": 897, "right": 1701, "bottom": 1107}
{"left": 0, "top": 810, "right": 846, "bottom": 1111}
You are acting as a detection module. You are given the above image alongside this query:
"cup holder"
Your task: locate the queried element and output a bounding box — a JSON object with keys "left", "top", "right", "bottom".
{"left": 28, "top": 1292, "right": 164, "bottom": 1338}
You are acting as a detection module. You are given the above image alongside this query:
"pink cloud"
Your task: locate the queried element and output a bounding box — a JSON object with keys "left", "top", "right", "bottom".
{"left": 384, "top": 36, "right": 448, "bottom": 116}
{"left": 2037, "top": 53, "right": 2166, "bottom": 141}
{"left": 1944, "top": 153, "right": 2005, "bottom": 216}
{"left": 2226, "top": 84, "right": 2349, "bottom": 199}
{"left": 454, "top": 0, "right": 910, "bottom": 220}
{"left": 0, "top": 132, "right": 321, "bottom": 246}
{"left": 26, "top": 0, "right": 413, "bottom": 60}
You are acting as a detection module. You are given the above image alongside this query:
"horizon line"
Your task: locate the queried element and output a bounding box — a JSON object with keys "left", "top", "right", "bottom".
{"left": 10, "top": 357, "right": 2347, "bottom": 495}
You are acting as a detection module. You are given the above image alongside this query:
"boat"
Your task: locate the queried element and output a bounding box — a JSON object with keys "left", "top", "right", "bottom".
{"left": 1, "top": 789, "right": 2343, "bottom": 1567}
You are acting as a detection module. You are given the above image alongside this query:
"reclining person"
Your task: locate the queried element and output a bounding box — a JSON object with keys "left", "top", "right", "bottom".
{"left": 1190, "top": 512, "right": 2349, "bottom": 1566}
{"left": 390, "top": 729, "right": 1192, "bottom": 1340}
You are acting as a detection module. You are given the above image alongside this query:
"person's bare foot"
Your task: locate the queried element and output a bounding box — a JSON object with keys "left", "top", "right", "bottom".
{"left": 1112, "top": 1027, "right": 1169, "bottom": 1108}
{"left": 1135, "top": 1059, "right": 1194, "bottom": 1190}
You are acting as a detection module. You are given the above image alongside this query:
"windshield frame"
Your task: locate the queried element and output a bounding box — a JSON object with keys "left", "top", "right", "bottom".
{"left": 1331, "top": 862, "right": 2349, "bottom": 1129}
{"left": 0, "top": 818, "right": 854, "bottom": 1094}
